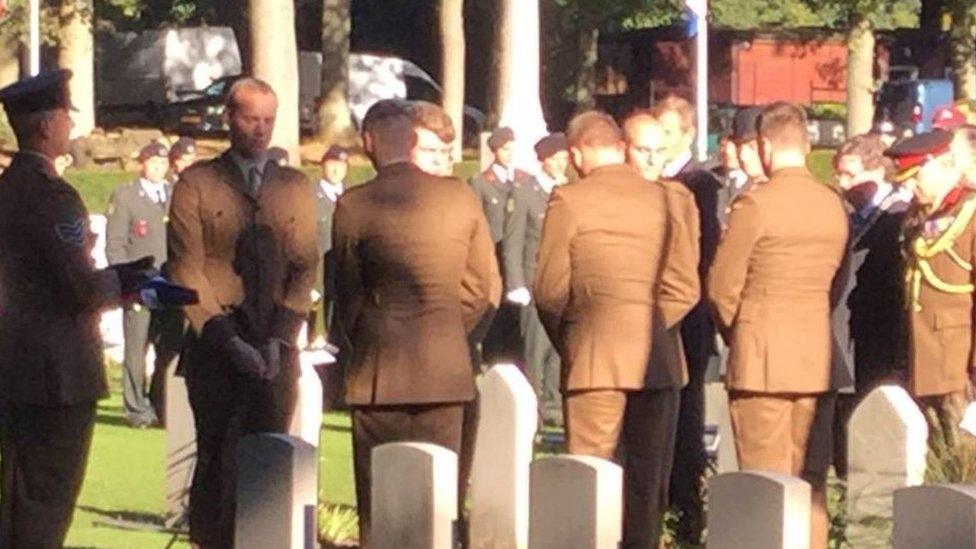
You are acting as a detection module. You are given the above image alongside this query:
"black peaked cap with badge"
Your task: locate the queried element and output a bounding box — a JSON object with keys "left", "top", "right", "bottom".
{"left": 884, "top": 130, "right": 953, "bottom": 183}
{"left": 0, "top": 69, "right": 74, "bottom": 116}
{"left": 731, "top": 106, "right": 764, "bottom": 143}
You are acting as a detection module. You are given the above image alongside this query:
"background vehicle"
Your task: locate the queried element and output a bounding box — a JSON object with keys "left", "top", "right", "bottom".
{"left": 874, "top": 69, "right": 954, "bottom": 138}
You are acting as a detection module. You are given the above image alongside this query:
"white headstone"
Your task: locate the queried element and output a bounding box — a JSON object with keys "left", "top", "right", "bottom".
{"left": 164, "top": 367, "right": 196, "bottom": 528}
{"left": 469, "top": 364, "right": 538, "bottom": 549}
{"left": 894, "top": 484, "right": 976, "bottom": 549}
{"left": 707, "top": 471, "right": 811, "bottom": 549}
{"left": 528, "top": 455, "right": 622, "bottom": 549}
{"left": 371, "top": 442, "right": 458, "bottom": 549}
{"left": 288, "top": 358, "right": 324, "bottom": 447}
{"left": 847, "top": 385, "right": 928, "bottom": 548}
{"left": 235, "top": 434, "right": 317, "bottom": 549}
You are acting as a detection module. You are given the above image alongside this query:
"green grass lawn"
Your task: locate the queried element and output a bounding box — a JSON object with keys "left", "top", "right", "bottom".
{"left": 63, "top": 364, "right": 356, "bottom": 548}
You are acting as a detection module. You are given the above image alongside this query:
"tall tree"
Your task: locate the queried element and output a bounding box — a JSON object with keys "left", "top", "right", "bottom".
{"left": 439, "top": 0, "right": 464, "bottom": 158}
{"left": 317, "top": 0, "right": 357, "bottom": 146}
{"left": 58, "top": 0, "right": 94, "bottom": 137}
{"left": 248, "top": 0, "right": 300, "bottom": 163}
{"left": 947, "top": 0, "right": 976, "bottom": 100}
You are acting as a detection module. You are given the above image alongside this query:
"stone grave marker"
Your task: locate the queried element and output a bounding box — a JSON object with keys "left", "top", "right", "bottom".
{"left": 235, "top": 434, "right": 317, "bottom": 549}
{"left": 847, "top": 385, "right": 928, "bottom": 548}
{"left": 707, "top": 471, "right": 811, "bottom": 549}
{"left": 528, "top": 455, "right": 622, "bottom": 549}
{"left": 371, "top": 442, "right": 458, "bottom": 549}
{"left": 288, "top": 356, "right": 324, "bottom": 447}
{"left": 893, "top": 484, "right": 976, "bottom": 549}
{"left": 469, "top": 364, "right": 538, "bottom": 549}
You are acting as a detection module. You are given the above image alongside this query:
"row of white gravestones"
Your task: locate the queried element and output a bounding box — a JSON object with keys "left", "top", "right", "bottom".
{"left": 846, "top": 385, "right": 928, "bottom": 548}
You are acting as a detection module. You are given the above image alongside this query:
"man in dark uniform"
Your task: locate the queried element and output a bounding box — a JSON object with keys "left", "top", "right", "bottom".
{"left": 0, "top": 69, "right": 155, "bottom": 549}
{"left": 167, "top": 77, "right": 319, "bottom": 547}
{"left": 332, "top": 99, "right": 500, "bottom": 544}
{"left": 470, "top": 127, "right": 531, "bottom": 366}
{"left": 718, "top": 106, "right": 767, "bottom": 229}
{"left": 106, "top": 141, "right": 178, "bottom": 427}
{"left": 309, "top": 145, "right": 348, "bottom": 348}
{"left": 887, "top": 130, "right": 976, "bottom": 449}
{"left": 829, "top": 134, "right": 912, "bottom": 476}
{"left": 503, "top": 133, "right": 568, "bottom": 425}
{"left": 651, "top": 94, "right": 722, "bottom": 544}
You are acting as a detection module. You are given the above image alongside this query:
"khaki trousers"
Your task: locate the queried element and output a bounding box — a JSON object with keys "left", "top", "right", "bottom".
{"left": 729, "top": 391, "right": 835, "bottom": 549}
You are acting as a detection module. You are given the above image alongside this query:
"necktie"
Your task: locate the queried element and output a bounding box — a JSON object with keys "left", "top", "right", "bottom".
{"left": 248, "top": 167, "right": 261, "bottom": 195}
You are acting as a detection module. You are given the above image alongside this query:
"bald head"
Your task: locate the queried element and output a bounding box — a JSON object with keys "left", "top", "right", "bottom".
{"left": 623, "top": 110, "right": 669, "bottom": 180}
{"left": 226, "top": 78, "right": 278, "bottom": 158}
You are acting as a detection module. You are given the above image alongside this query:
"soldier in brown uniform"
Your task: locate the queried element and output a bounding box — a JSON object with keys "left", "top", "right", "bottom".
{"left": 332, "top": 100, "right": 500, "bottom": 545}
{"left": 0, "top": 70, "right": 155, "bottom": 549}
{"left": 887, "top": 130, "right": 976, "bottom": 448}
{"left": 708, "top": 102, "right": 849, "bottom": 549}
{"left": 534, "top": 111, "right": 700, "bottom": 547}
{"left": 167, "top": 78, "right": 319, "bottom": 547}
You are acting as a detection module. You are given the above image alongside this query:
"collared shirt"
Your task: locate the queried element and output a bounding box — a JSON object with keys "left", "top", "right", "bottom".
{"left": 139, "top": 177, "right": 168, "bottom": 204}
{"left": 491, "top": 162, "right": 514, "bottom": 184}
{"left": 230, "top": 150, "right": 271, "bottom": 190}
{"left": 536, "top": 171, "right": 558, "bottom": 194}
{"left": 319, "top": 179, "right": 343, "bottom": 203}
{"left": 662, "top": 150, "right": 693, "bottom": 179}
{"left": 852, "top": 181, "right": 911, "bottom": 230}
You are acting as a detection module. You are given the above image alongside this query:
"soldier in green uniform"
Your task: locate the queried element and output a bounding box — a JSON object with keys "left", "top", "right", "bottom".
{"left": 503, "top": 133, "right": 569, "bottom": 424}
{"left": 470, "top": 127, "right": 531, "bottom": 366}
{"left": 106, "top": 142, "right": 177, "bottom": 427}
{"left": 886, "top": 130, "right": 976, "bottom": 448}
{"left": 0, "top": 70, "right": 155, "bottom": 548}
{"left": 310, "top": 145, "right": 348, "bottom": 348}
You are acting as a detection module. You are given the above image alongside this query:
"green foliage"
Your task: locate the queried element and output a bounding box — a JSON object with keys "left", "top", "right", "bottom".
{"left": 807, "top": 102, "right": 847, "bottom": 121}
{"left": 711, "top": 0, "right": 841, "bottom": 29}
{"left": 318, "top": 502, "right": 359, "bottom": 547}
{"left": 925, "top": 434, "right": 976, "bottom": 484}
{"left": 0, "top": 0, "right": 61, "bottom": 44}
{"left": 800, "top": 0, "right": 920, "bottom": 29}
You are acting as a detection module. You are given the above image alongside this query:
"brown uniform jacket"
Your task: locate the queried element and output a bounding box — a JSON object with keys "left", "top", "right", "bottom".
{"left": 0, "top": 152, "right": 118, "bottom": 405}
{"left": 167, "top": 152, "right": 319, "bottom": 351}
{"left": 906, "top": 188, "right": 976, "bottom": 397}
{"left": 708, "top": 167, "right": 849, "bottom": 394}
{"left": 333, "top": 162, "right": 501, "bottom": 406}
{"left": 532, "top": 164, "right": 701, "bottom": 392}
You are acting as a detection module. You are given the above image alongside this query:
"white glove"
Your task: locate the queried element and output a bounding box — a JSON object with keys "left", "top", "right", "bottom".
{"left": 506, "top": 287, "right": 531, "bottom": 306}
{"left": 310, "top": 289, "right": 322, "bottom": 302}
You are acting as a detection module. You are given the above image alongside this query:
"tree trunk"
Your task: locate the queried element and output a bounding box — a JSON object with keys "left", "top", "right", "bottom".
{"left": 316, "top": 0, "right": 358, "bottom": 147}
{"left": 949, "top": 1, "right": 976, "bottom": 100}
{"left": 439, "top": 0, "right": 465, "bottom": 159}
{"left": 249, "top": 0, "right": 300, "bottom": 164}
{"left": 846, "top": 14, "right": 875, "bottom": 137}
{"left": 57, "top": 0, "right": 94, "bottom": 137}
{"left": 490, "top": 0, "right": 511, "bottom": 129}
{"left": 574, "top": 24, "right": 598, "bottom": 111}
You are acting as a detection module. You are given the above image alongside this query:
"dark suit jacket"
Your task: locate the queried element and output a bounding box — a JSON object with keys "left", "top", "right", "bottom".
{"left": 333, "top": 162, "right": 501, "bottom": 405}
{"left": 674, "top": 160, "right": 724, "bottom": 367}
{"left": 105, "top": 180, "right": 171, "bottom": 268}
{"left": 168, "top": 151, "right": 319, "bottom": 352}
{"left": 0, "top": 152, "right": 117, "bottom": 405}
{"left": 533, "top": 164, "right": 701, "bottom": 391}
{"left": 831, "top": 191, "right": 910, "bottom": 391}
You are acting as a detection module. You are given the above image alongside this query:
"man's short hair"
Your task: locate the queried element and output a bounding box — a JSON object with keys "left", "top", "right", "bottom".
{"left": 956, "top": 124, "right": 976, "bottom": 151}
{"left": 649, "top": 95, "right": 695, "bottom": 133}
{"left": 758, "top": 102, "right": 809, "bottom": 148}
{"left": 566, "top": 110, "right": 623, "bottom": 149}
{"left": 8, "top": 110, "right": 55, "bottom": 146}
{"left": 226, "top": 77, "right": 277, "bottom": 113}
{"left": 621, "top": 109, "right": 658, "bottom": 141}
{"left": 408, "top": 101, "right": 456, "bottom": 144}
{"left": 836, "top": 134, "right": 893, "bottom": 178}
{"left": 362, "top": 99, "right": 416, "bottom": 151}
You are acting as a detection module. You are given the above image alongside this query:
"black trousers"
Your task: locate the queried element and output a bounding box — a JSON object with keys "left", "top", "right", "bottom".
{"left": 620, "top": 389, "right": 681, "bottom": 548}
{"left": 351, "top": 402, "right": 465, "bottom": 548}
{"left": 122, "top": 307, "right": 184, "bottom": 424}
{"left": 0, "top": 401, "right": 96, "bottom": 549}
{"left": 185, "top": 343, "right": 298, "bottom": 548}
{"left": 669, "top": 318, "right": 711, "bottom": 544}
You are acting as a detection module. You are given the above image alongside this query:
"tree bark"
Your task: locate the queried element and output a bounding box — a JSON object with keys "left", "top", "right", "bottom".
{"left": 846, "top": 14, "right": 875, "bottom": 137}
{"left": 439, "top": 0, "right": 465, "bottom": 158}
{"left": 248, "top": 0, "right": 300, "bottom": 164}
{"left": 57, "top": 0, "right": 94, "bottom": 137}
{"left": 949, "top": 1, "right": 976, "bottom": 100}
{"left": 316, "top": 0, "right": 358, "bottom": 147}
{"left": 574, "top": 24, "right": 598, "bottom": 111}
{"left": 490, "top": 0, "right": 512, "bottom": 129}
